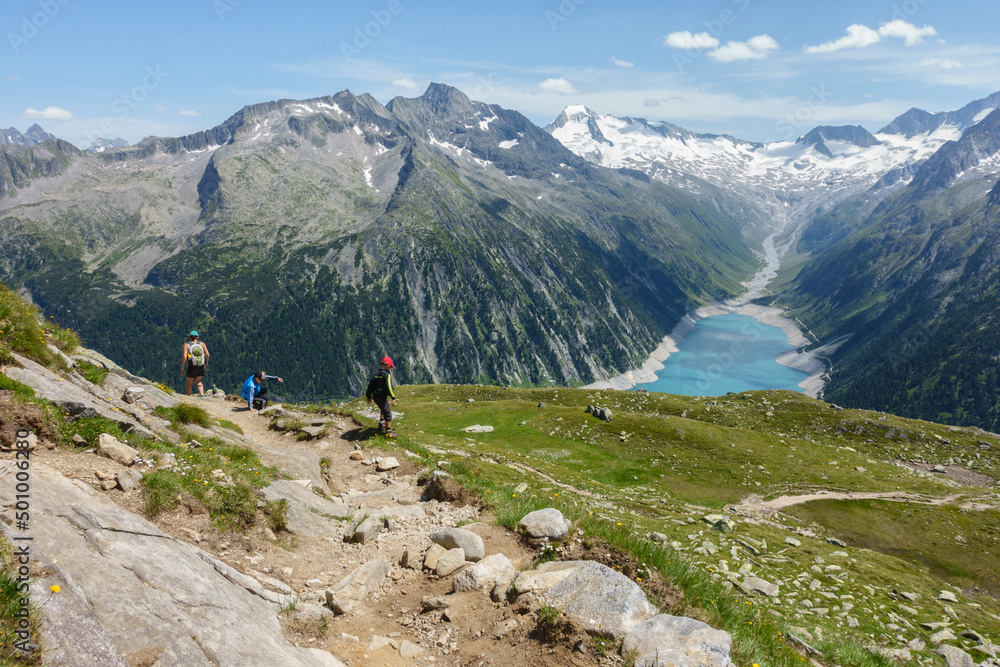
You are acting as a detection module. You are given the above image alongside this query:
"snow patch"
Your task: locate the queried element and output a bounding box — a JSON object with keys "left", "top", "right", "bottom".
{"left": 498, "top": 139, "right": 519, "bottom": 149}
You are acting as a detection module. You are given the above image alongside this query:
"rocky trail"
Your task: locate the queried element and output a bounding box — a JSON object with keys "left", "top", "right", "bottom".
{"left": 1, "top": 351, "right": 733, "bottom": 667}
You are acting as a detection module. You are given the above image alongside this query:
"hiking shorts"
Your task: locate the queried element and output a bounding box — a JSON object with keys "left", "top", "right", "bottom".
{"left": 186, "top": 363, "right": 206, "bottom": 379}
{"left": 373, "top": 395, "right": 392, "bottom": 422}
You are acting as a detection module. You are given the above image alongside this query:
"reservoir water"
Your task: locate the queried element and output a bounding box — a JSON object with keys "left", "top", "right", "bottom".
{"left": 636, "top": 312, "right": 810, "bottom": 396}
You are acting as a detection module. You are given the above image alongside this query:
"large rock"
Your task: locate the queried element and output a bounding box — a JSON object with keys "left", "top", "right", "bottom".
{"left": 261, "top": 480, "right": 352, "bottom": 539}
{"left": 0, "top": 461, "right": 343, "bottom": 667}
{"left": 518, "top": 508, "right": 569, "bottom": 540}
{"left": 429, "top": 527, "right": 484, "bottom": 562}
{"left": 435, "top": 548, "right": 467, "bottom": 577}
{"left": 325, "top": 559, "right": 390, "bottom": 615}
{"left": 375, "top": 457, "right": 400, "bottom": 471}
{"left": 544, "top": 562, "right": 657, "bottom": 640}
{"left": 453, "top": 554, "right": 515, "bottom": 592}
{"left": 739, "top": 576, "right": 779, "bottom": 598}
{"left": 621, "top": 615, "right": 733, "bottom": 667}
{"left": 936, "top": 645, "right": 976, "bottom": 667}
{"left": 460, "top": 425, "right": 494, "bottom": 433}
{"left": 97, "top": 434, "right": 139, "bottom": 467}
{"left": 351, "top": 516, "right": 382, "bottom": 544}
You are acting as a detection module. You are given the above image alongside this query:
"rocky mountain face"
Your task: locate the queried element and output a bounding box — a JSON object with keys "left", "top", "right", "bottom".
{"left": 780, "top": 113, "right": 1000, "bottom": 429}
{"left": 0, "top": 84, "right": 755, "bottom": 399}
{"left": 0, "top": 123, "right": 56, "bottom": 145}
{"left": 546, "top": 93, "right": 1000, "bottom": 253}
{"left": 85, "top": 137, "right": 129, "bottom": 152}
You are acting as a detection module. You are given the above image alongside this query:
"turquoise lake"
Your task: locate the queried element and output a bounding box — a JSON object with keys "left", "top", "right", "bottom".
{"left": 636, "top": 312, "right": 809, "bottom": 396}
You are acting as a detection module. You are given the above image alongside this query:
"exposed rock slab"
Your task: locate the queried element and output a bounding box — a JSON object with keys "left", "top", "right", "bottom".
{"left": 260, "top": 480, "right": 351, "bottom": 538}
{"left": 325, "top": 559, "right": 390, "bottom": 615}
{"left": 0, "top": 461, "right": 344, "bottom": 667}
{"left": 5, "top": 354, "right": 158, "bottom": 441}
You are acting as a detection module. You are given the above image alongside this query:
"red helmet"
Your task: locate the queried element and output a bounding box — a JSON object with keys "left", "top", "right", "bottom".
{"left": 381, "top": 356, "right": 394, "bottom": 369}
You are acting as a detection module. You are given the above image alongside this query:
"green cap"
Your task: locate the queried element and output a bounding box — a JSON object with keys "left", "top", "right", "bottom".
{"left": 189, "top": 330, "right": 199, "bottom": 336}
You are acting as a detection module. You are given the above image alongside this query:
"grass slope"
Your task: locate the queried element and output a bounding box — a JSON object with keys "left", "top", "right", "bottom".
{"left": 340, "top": 383, "right": 1000, "bottom": 664}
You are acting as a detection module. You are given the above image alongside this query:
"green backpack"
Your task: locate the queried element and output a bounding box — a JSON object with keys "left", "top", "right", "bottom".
{"left": 189, "top": 341, "right": 205, "bottom": 366}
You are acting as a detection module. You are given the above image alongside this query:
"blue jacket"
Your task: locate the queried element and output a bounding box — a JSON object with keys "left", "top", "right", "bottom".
{"left": 241, "top": 374, "right": 277, "bottom": 408}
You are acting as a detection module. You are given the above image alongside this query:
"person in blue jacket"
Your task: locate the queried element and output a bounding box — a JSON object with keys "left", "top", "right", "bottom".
{"left": 241, "top": 371, "right": 283, "bottom": 413}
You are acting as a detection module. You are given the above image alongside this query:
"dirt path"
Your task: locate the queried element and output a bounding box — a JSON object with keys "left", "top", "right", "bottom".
{"left": 738, "top": 490, "right": 990, "bottom": 516}
{"left": 175, "top": 396, "right": 608, "bottom": 666}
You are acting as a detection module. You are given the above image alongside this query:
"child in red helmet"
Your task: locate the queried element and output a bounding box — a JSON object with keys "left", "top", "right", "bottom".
{"left": 366, "top": 356, "right": 397, "bottom": 437}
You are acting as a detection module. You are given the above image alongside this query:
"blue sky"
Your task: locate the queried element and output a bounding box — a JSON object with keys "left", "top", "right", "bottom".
{"left": 3, "top": 0, "right": 1000, "bottom": 147}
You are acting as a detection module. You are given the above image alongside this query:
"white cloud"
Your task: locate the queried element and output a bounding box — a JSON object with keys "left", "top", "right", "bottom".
{"left": 804, "top": 24, "right": 881, "bottom": 54}
{"left": 663, "top": 31, "right": 719, "bottom": 50}
{"left": 24, "top": 106, "right": 74, "bottom": 120}
{"left": 805, "top": 21, "right": 937, "bottom": 54}
{"left": 878, "top": 19, "right": 936, "bottom": 46}
{"left": 393, "top": 77, "right": 418, "bottom": 89}
{"left": 920, "top": 57, "right": 962, "bottom": 69}
{"left": 610, "top": 56, "right": 634, "bottom": 69}
{"left": 538, "top": 78, "right": 577, "bottom": 95}
{"left": 708, "top": 35, "right": 779, "bottom": 62}
{"left": 179, "top": 110, "right": 201, "bottom": 116}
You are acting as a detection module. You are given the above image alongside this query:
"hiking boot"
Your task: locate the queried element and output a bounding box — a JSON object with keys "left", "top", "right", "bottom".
{"left": 384, "top": 429, "right": 396, "bottom": 439}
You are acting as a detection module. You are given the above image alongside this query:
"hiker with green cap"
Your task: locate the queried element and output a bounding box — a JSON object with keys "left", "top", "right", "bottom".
{"left": 181, "top": 330, "right": 210, "bottom": 396}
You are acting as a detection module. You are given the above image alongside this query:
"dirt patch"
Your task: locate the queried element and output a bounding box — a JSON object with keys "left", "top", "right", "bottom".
{"left": 0, "top": 391, "right": 54, "bottom": 449}
{"left": 426, "top": 474, "right": 480, "bottom": 507}
{"left": 901, "top": 461, "right": 996, "bottom": 488}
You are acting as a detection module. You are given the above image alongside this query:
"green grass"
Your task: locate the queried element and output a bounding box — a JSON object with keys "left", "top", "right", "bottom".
{"left": 0, "top": 533, "right": 42, "bottom": 666}
{"left": 60, "top": 416, "right": 125, "bottom": 448}
{"left": 0, "top": 282, "right": 52, "bottom": 367}
{"left": 139, "top": 438, "right": 277, "bottom": 531}
{"left": 216, "top": 419, "right": 244, "bottom": 435}
{"left": 786, "top": 499, "right": 1000, "bottom": 596}
{"left": 153, "top": 404, "right": 213, "bottom": 428}
{"left": 76, "top": 361, "right": 109, "bottom": 387}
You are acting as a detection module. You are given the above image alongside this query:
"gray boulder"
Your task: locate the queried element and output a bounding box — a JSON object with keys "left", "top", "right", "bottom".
{"left": 351, "top": 516, "right": 382, "bottom": 544}
{"left": 0, "top": 461, "right": 343, "bottom": 666}
{"left": 544, "top": 561, "right": 657, "bottom": 640}
{"left": 740, "top": 576, "right": 779, "bottom": 598}
{"left": 936, "top": 646, "right": 976, "bottom": 667}
{"left": 429, "top": 527, "right": 484, "bottom": 562}
{"left": 621, "top": 615, "right": 733, "bottom": 667}
{"left": 325, "top": 559, "right": 390, "bottom": 615}
{"left": 518, "top": 508, "right": 569, "bottom": 540}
